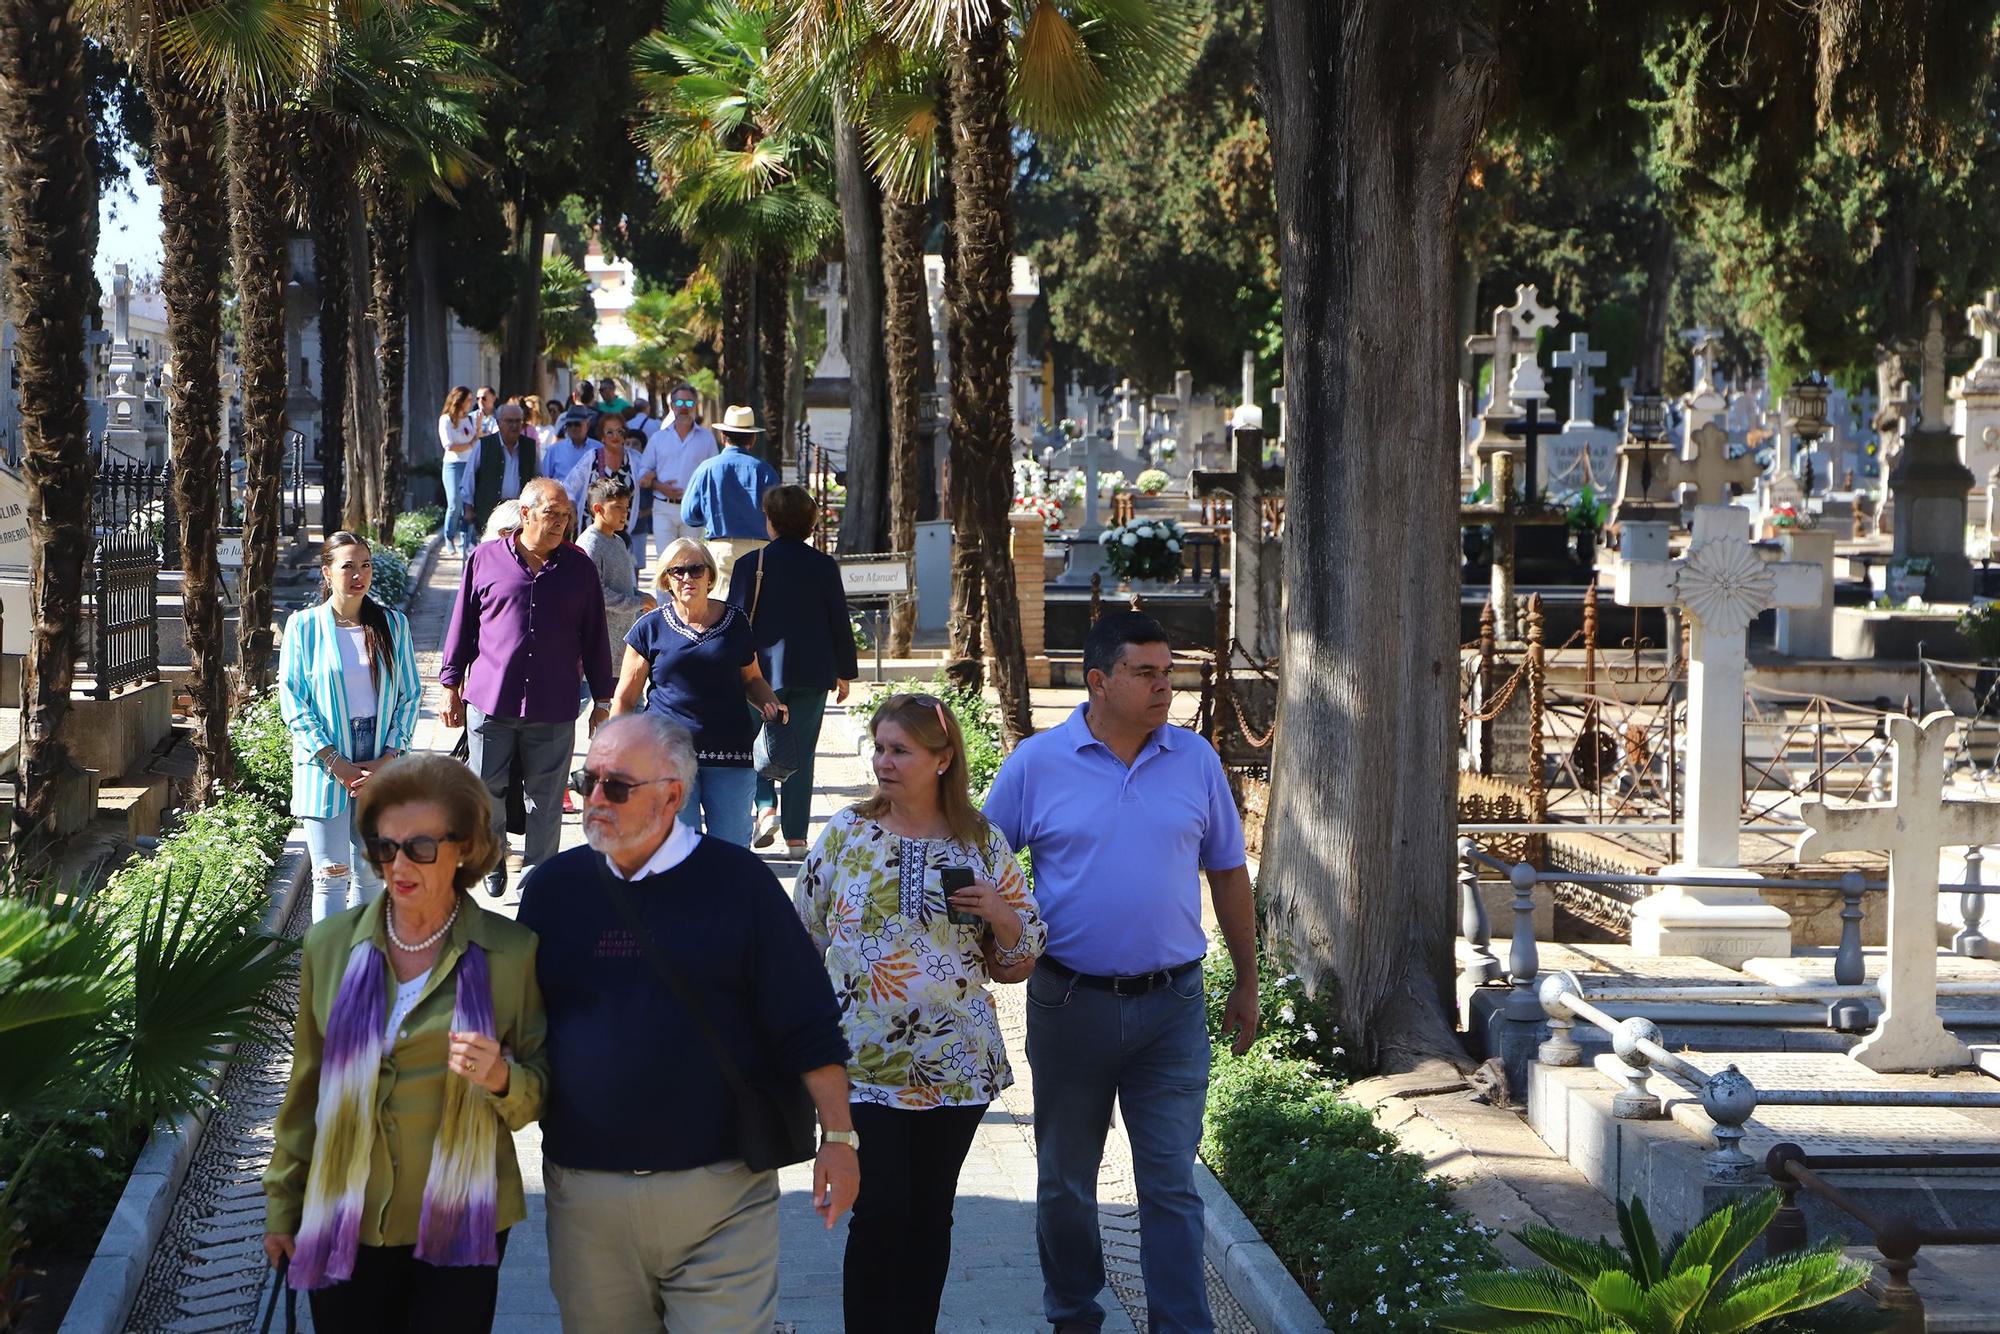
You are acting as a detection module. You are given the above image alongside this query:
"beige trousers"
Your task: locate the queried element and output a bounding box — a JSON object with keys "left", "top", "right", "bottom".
{"left": 544, "top": 1158, "right": 779, "bottom": 1333}
{"left": 706, "top": 536, "right": 768, "bottom": 593}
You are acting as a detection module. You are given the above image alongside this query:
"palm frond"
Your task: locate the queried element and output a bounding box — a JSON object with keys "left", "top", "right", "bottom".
{"left": 1514, "top": 1223, "right": 1628, "bottom": 1284}
{"left": 156, "top": 0, "right": 333, "bottom": 99}
{"left": 1705, "top": 1247, "right": 1875, "bottom": 1333}
{"left": 1450, "top": 1268, "right": 1600, "bottom": 1320}
{"left": 1617, "top": 1196, "right": 1664, "bottom": 1287}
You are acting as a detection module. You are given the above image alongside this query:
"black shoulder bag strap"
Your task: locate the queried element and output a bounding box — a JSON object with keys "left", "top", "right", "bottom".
{"left": 258, "top": 1255, "right": 296, "bottom": 1334}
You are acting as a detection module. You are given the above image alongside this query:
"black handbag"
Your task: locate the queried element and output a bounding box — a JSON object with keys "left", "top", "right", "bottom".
{"left": 596, "top": 864, "right": 819, "bottom": 1172}
{"left": 745, "top": 554, "right": 800, "bottom": 783}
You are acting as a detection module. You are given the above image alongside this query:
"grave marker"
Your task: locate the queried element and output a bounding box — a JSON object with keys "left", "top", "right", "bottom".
{"left": 1799, "top": 712, "right": 2000, "bottom": 1072}
{"left": 1193, "top": 425, "right": 1283, "bottom": 661}
{"left": 1680, "top": 421, "right": 1762, "bottom": 508}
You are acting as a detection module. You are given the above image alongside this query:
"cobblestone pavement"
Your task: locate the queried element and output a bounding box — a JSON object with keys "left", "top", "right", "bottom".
{"left": 124, "top": 543, "right": 1255, "bottom": 1333}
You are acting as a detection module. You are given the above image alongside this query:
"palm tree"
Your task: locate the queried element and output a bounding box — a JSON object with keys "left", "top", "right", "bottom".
{"left": 633, "top": 0, "right": 839, "bottom": 454}
{"left": 87, "top": 0, "right": 328, "bottom": 800}
{"left": 773, "top": 0, "right": 1204, "bottom": 741}
{"left": 0, "top": 0, "right": 95, "bottom": 837}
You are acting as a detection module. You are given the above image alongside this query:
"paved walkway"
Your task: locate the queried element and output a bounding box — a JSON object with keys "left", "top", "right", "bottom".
{"left": 122, "top": 538, "right": 1253, "bottom": 1333}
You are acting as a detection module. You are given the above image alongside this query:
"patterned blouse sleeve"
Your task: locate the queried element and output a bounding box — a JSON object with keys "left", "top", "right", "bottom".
{"left": 796, "top": 813, "right": 843, "bottom": 954}
{"left": 986, "top": 824, "right": 1044, "bottom": 966}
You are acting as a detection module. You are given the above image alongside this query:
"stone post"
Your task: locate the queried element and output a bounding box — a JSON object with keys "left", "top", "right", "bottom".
{"left": 1010, "top": 513, "right": 1051, "bottom": 688}
{"left": 1774, "top": 528, "right": 1836, "bottom": 659}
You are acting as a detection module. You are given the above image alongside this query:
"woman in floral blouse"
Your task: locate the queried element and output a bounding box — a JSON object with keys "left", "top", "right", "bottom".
{"left": 798, "top": 692, "right": 1044, "bottom": 1332}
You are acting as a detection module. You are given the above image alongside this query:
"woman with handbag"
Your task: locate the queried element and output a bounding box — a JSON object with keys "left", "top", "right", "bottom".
{"left": 280, "top": 531, "right": 424, "bottom": 923}
{"left": 263, "top": 755, "right": 547, "bottom": 1332}
{"left": 724, "top": 484, "right": 857, "bottom": 854}
{"left": 612, "top": 536, "right": 785, "bottom": 846}
{"left": 796, "top": 692, "right": 1045, "bottom": 1333}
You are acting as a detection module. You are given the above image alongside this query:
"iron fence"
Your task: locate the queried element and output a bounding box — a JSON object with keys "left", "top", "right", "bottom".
{"left": 89, "top": 531, "right": 159, "bottom": 699}
{"left": 91, "top": 459, "right": 180, "bottom": 568}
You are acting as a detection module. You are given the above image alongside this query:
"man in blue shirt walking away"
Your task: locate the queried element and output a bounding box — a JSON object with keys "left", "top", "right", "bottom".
{"left": 680, "top": 404, "right": 780, "bottom": 589}
{"left": 983, "top": 610, "right": 1259, "bottom": 1334}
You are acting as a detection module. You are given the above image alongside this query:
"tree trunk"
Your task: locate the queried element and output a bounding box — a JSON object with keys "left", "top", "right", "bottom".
{"left": 756, "top": 249, "right": 791, "bottom": 475}
{"left": 884, "top": 194, "right": 929, "bottom": 656}
{"left": 1260, "top": 0, "right": 1494, "bottom": 1073}
{"left": 0, "top": 0, "right": 92, "bottom": 836}
{"left": 307, "top": 125, "right": 355, "bottom": 539}
{"left": 720, "top": 256, "right": 752, "bottom": 409}
{"left": 369, "top": 166, "right": 409, "bottom": 537}
{"left": 834, "top": 113, "right": 890, "bottom": 554}
{"left": 345, "top": 183, "right": 383, "bottom": 534}
{"left": 948, "top": 10, "right": 1031, "bottom": 744}
{"left": 499, "top": 201, "right": 544, "bottom": 398}
{"left": 1636, "top": 206, "right": 1675, "bottom": 395}
{"left": 153, "top": 68, "right": 235, "bottom": 801}
{"left": 228, "top": 95, "right": 289, "bottom": 692}
{"left": 936, "top": 71, "right": 983, "bottom": 676}
{"left": 406, "top": 197, "right": 450, "bottom": 503}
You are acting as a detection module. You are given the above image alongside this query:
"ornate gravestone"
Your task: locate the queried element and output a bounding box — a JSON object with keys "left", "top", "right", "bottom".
{"left": 1680, "top": 421, "right": 1762, "bottom": 509}
{"left": 1545, "top": 334, "right": 1619, "bottom": 493}
{"left": 1954, "top": 291, "right": 2000, "bottom": 488}
{"left": 1616, "top": 505, "right": 1820, "bottom": 962}
{"left": 1193, "top": 425, "right": 1283, "bottom": 662}
{"left": 1890, "top": 303, "right": 1975, "bottom": 601}
{"left": 1799, "top": 712, "right": 2000, "bottom": 1072}
{"left": 1467, "top": 285, "right": 1559, "bottom": 496}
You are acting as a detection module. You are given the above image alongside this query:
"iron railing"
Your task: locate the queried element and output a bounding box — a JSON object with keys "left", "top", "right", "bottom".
{"left": 91, "top": 459, "right": 179, "bottom": 568}
{"left": 89, "top": 531, "right": 159, "bottom": 699}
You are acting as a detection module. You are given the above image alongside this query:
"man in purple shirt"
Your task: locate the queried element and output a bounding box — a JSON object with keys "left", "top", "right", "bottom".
{"left": 441, "top": 478, "right": 615, "bottom": 896}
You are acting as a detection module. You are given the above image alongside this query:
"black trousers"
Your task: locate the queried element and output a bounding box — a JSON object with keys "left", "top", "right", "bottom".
{"left": 843, "top": 1101, "right": 988, "bottom": 1333}
{"left": 307, "top": 1229, "right": 510, "bottom": 1334}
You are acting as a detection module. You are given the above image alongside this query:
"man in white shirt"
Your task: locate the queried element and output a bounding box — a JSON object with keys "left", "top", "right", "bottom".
{"left": 625, "top": 396, "right": 662, "bottom": 444}
{"left": 638, "top": 383, "right": 718, "bottom": 556}
{"left": 473, "top": 385, "right": 499, "bottom": 438}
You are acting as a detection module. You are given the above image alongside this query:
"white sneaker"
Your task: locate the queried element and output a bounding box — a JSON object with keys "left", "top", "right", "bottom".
{"left": 752, "top": 808, "right": 779, "bottom": 849}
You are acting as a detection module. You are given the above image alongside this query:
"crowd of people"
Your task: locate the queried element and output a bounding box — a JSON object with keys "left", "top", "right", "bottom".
{"left": 267, "top": 381, "right": 1262, "bottom": 1334}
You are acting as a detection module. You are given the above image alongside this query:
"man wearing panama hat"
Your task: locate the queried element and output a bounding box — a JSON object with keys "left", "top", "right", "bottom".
{"left": 680, "top": 405, "right": 780, "bottom": 588}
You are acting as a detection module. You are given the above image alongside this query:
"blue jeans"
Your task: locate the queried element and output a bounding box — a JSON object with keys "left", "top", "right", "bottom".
{"left": 303, "top": 716, "right": 382, "bottom": 923}
{"left": 683, "top": 764, "right": 755, "bottom": 846}
{"left": 441, "top": 458, "right": 471, "bottom": 549}
{"left": 1026, "top": 962, "right": 1213, "bottom": 1333}
{"left": 754, "top": 687, "right": 828, "bottom": 843}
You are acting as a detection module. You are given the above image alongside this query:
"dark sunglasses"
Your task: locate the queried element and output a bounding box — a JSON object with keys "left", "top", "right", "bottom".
{"left": 662, "top": 563, "right": 710, "bottom": 580}
{"left": 363, "top": 834, "right": 460, "bottom": 867}
{"left": 570, "top": 768, "right": 676, "bottom": 803}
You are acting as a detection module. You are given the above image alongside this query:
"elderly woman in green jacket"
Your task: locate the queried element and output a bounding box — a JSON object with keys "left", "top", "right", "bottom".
{"left": 263, "top": 754, "right": 547, "bottom": 1333}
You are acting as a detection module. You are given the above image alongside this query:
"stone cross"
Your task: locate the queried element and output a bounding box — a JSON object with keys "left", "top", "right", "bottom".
{"left": 1681, "top": 420, "right": 1762, "bottom": 507}
{"left": 1553, "top": 333, "right": 1607, "bottom": 428}
{"left": 1078, "top": 433, "right": 1103, "bottom": 536}
{"left": 1798, "top": 711, "right": 2000, "bottom": 1072}
{"left": 815, "top": 263, "right": 849, "bottom": 379}
{"left": 1193, "top": 425, "right": 1284, "bottom": 661}
{"left": 1468, "top": 285, "right": 1560, "bottom": 493}
{"left": 1114, "top": 378, "right": 1138, "bottom": 425}
{"left": 112, "top": 263, "right": 133, "bottom": 349}
{"left": 1240, "top": 350, "right": 1256, "bottom": 412}
{"left": 1920, "top": 302, "right": 1948, "bottom": 430}
{"left": 1618, "top": 506, "right": 1821, "bottom": 873}
{"left": 1681, "top": 325, "right": 1722, "bottom": 387}
{"left": 1969, "top": 291, "right": 2000, "bottom": 367}
{"left": 1272, "top": 384, "right": 1287, "bottom": 446}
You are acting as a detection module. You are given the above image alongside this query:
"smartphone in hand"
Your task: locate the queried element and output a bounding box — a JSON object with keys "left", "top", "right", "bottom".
{"left": 940, "top": 866, "right": 979, "bottom": 926}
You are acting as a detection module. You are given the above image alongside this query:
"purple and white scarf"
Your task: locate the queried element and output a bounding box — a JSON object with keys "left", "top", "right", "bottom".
{"left": 289, "top": 932, "right": 500, "bottom": 1289}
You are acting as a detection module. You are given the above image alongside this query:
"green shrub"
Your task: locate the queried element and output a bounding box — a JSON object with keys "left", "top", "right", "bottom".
{"left": 95, "top": 794, "right": 290, "bottom": 930}
{"left": 231, "top": 693, "right": 291, "bottom": 816}
{"left": 366, "top": 541, "right": 411, "bottom": 609}
{"left": 391, "top": 506, "right": 444, "bottom": 559}
{"left": 1136, "top": 468, "right": 1170, "bottom": 495}
{"left": 1960, "top": 602, "right": 2000, "bottom": 662}
{"left": 0, "top": 1111, "right": 139, "bottom": 1250}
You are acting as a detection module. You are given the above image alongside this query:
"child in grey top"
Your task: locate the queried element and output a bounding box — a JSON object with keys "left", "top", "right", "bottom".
{"left": 578, "top": 476, "right": 654, "bottom": 659}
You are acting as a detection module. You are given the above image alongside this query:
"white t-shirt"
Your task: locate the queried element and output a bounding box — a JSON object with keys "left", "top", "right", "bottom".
{"left": 336, "top": 624, "right": 377, "bottom": 719}
{"left": 438, "top": 413, "right": 477, "bottom": 460}
{"left": 386, "top": 973, "right": 427, "bottom": 1042}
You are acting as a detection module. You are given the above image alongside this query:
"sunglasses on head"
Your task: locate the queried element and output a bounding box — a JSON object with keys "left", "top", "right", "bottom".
{"left": 570, "top": 768, "right": 675, "bottom": 803}
{"left": 363, "top": 834, "right": 460, "bottom": 867}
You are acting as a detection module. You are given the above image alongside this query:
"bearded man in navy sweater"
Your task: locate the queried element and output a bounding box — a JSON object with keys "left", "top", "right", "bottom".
{"left": 517, "top": 714, "right": 857, "bottom": 1331}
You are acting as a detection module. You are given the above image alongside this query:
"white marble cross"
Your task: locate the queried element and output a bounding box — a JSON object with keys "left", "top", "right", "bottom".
{"left": 1968, "top": 291, "right": 2000, "bottom": 367}
{"left": 1466, "top": 284, "right": 1560, "bottom": 396}
{"left": 1681, "top": 325, "right": 1722, "bottom": 387}
{"left": 112, "top": 263, "right": 133, "bottom": 350}
{"left": 1680, "top": 421, "right": 1762, "bottom": 507}
{"left": 1553, "top": 333, "right": 1607, "bottom": 429}
{"left": 1617, "top": 505, "right": 1820, "bottom": 871}
{"left": 1920, "top": 302, "right": 1948, "bottom": 430}
{"left": 1799, "top": 711, "right": 2000, "bottom": 1072}
{"left": 1114, "top": 378, "right": 1138, "bottom": 425}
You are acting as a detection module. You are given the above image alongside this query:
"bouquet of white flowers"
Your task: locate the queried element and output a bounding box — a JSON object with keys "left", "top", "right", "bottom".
{"left": 1098, "top": 516, "right": 1186, "bottom": 582}
{"left": 1135, "top": 468, "right": 1170, "bottom": 495}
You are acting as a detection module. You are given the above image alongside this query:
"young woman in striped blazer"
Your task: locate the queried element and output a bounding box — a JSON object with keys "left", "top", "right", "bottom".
{"left": 280, "top": 532, "right": 424, "bottom": 921}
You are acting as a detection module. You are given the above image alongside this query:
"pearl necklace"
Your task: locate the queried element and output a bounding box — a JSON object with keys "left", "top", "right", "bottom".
{"left": 386, "top": 898, "right": 459, "bottom": 953}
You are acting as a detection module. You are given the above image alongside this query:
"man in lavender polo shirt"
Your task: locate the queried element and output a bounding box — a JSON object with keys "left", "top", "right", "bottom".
{"left": 983, "top": 610, "right": 1257, "bottom": 1334}
{"left": 441, "top": 478, "right": 615, "bottom": 897}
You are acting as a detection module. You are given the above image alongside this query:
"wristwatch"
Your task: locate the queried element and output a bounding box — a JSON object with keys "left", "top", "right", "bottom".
{"left": 822, "top": 1129, "right": 860, "bottom": 1151}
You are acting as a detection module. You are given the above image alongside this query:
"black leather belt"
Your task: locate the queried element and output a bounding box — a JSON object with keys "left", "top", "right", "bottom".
{"left": 1041, "top": 956, "right": 1202, "bottom": 997}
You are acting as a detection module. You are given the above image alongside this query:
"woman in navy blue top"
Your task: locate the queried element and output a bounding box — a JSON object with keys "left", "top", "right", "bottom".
{"left": 612, "top": 536, "right": 785, "bottom": 846}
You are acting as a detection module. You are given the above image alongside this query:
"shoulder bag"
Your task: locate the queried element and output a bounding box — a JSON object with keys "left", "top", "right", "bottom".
{"left": 595, "top": 861, "right": 819, "bottom": 1171}
{"left": 746, "top": 552, "right": 802, "bottom": 784}
{"left": 258, "top": 1256, "right": 296, "bottom": 1333}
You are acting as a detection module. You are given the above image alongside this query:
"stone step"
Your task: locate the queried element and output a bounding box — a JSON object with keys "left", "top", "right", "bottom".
{"left": 1896, "top": 1245, "right": 2000, "bottom": 1331}
{"left": 92, "top": 769, "right": 170, "bottom": 839}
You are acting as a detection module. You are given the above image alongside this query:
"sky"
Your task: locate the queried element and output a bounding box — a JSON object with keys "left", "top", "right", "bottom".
{"left": 97, "top": 156, "right": 164, "bottom": 287}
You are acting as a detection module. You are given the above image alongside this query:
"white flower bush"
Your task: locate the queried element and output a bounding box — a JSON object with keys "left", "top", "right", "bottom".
{"left": 1101, "top": 516, "right": 1187, "bottom": 581}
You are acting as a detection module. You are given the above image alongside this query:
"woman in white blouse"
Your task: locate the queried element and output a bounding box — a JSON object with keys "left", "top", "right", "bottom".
{"left": 437, "top": 385, "right": 478, "bottom": 557}
{"left": 278, "top": 532, "right": 423, "bottom": 922}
